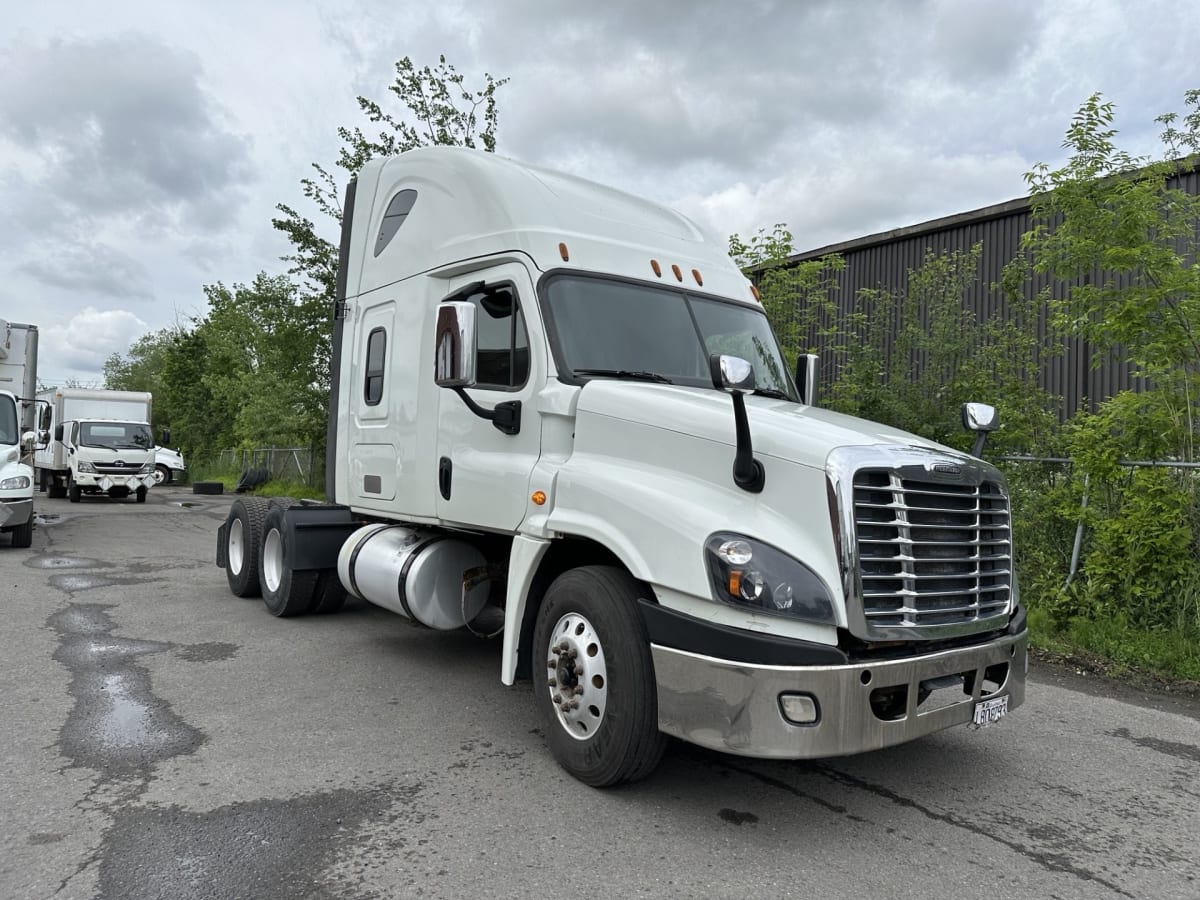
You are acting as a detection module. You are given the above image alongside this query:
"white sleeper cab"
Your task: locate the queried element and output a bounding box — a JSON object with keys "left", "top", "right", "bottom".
{"left": 216, "top": 147, "right": 1027, "bottom": 786}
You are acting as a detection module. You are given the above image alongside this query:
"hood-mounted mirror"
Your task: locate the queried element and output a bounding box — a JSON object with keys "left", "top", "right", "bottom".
{"left": 710, "top": 354, "right": 765, "bottom": 493}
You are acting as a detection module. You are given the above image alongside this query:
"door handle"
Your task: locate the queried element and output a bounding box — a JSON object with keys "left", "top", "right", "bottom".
{"left": 438, "top": 457, "right": 452, "bottom": 500}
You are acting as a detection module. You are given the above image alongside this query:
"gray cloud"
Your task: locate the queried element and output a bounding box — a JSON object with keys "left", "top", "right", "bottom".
{"left": 19, "top": 243, "right": 153, "bottom": 301}
{"left": 0, "top": 32, "right": 253, "bottom": 235}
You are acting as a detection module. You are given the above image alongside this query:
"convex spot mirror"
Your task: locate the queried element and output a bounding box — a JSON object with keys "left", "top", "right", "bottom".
{"left": 709, "top": 354, "right": 755, "bottom": 393}
{"left": 21, "top": 431, "right": 35, "bottom": 451}
{"left": 961, "top": 402, "right": 999, "bottom": 433}
{"left": 434, "top": 301, "right": 478, "bottom": 388}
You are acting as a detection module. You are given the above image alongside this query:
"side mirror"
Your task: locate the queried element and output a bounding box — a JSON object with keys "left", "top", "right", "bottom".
{"left": 54, "top": 424, "right": 64, "bottom": 442}
{"left": 708, "top": 354, "right": 764, "bottom": 493}
{"left": 161, "top": 428, "right": 171, "bottom": 445}
{"left": 21, "top": 431, "right": 35, "bottom": 451}
{"left": 709, "top": 354, "right": 755, "bottom": 393}
{"left": 961, "top": 402, "right": 999, "bottom": 457}
{"left": 434, "top": 301, "right": 477, "bottom": 388}
{"left": 795, "top": 353, "right": 818, "bottom": 407}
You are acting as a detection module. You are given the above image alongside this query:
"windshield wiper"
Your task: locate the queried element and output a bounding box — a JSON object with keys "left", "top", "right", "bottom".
{"left": 752, "top": 388, "right": 793, "bottom": 400}
{"left": 574, "top": 369, "right": 674, "bottom": 384}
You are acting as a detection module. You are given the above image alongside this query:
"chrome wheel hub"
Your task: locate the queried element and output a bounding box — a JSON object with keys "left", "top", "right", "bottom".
{"left": 545, "top": 612, "right": 607, "bottom": 740}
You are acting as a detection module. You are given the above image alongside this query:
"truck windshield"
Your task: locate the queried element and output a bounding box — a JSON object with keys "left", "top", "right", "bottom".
{"left": 0, "top": 397, "right": 16, "bottom": 445}
{"left": 541, "top": 275, "right": 796, "bottom": 398}
{"left": 80, "top": 422, "right": 153, "bottom": 450}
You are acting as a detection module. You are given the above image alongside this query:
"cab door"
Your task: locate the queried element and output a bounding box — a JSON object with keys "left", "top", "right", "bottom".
{"left": 435, "top": 264, "right": 543, "bottom": 532}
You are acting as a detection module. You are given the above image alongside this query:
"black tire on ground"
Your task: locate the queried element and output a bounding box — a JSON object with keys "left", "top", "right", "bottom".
{"left": 10, "top": 517, "right": 33, "bottom": 548}
{"left": 154, "top": 464, "right": 171, "bottom": 485}
{"left": 258, "top": 505, "right": 318, "bottom": 617}
{"left": 193, "top": 481, "right": 224, "bottom": 495}
{"left": 309, "top": 569, "right": 348, "bottom": 614}
{"left": 135, "top": 486, "right": 147, "bottom": 503}
{"left": 48, "top": 475, "right": 66, "bottom": 499}
{"left": 68, "top": 479, "right": 81, "bottom": 503}
{"left": 532, "top": 565, "right": 667, "bottom": 787}
{"left": 224, "top": 497, "right": 270, "bottom": 597}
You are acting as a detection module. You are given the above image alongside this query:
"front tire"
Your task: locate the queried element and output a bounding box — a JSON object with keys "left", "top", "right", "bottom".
{"left": 532, "top": 566, "right": 666, "bottom": 787}
{"left": 68, "top": 479, "right": 80, "bottom": 503}
{"left": 224, "top": 497, "right": 269, "bottom": 597}
{"left": 135, "top": 486, "right": 147, "bottom": 503}
{"left": 258, "top": 505, "right": 318, "bottom": 617}
{"left": 10, "top": 517, "right": 33, "bottom": 548}
{"left": 154, "top": 465, "right": 171, "bottom": 485}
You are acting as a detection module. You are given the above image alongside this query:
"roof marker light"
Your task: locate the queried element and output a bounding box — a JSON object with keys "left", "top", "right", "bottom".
{"left": 650, "top": 259, "right": 662, "bottom": 277}
{"left": 692, "top": 269, "right": 703, "bottom": 286}
{"left": 558, "top": 242, "right": 570, "bottom": 261}
{"left": 671, "top": 264, "right": 683, "bottom": 282}
{"left": 750, "top": 284, "right": 761, "bottom": 302}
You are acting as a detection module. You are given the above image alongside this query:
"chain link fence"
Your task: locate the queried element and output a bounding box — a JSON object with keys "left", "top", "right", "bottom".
{"left": 217, "top": 448, "right": 323, "bottom": 487}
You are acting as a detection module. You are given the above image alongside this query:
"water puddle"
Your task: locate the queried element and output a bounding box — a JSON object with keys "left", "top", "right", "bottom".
{"left": 48, "top": 604, "right": 204, "bottom": 777}
{"left": 26, "top": 555, "right": 110, "bottom": 570}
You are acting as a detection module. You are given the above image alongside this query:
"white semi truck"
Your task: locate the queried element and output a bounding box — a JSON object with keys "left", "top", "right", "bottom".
{"left": 35, "top": 388, "right": 157, "bottom": 503}
{"left": 216, "top": 148, "right": 1026, "bottom": 786}
{"left": 0, "top": 319, "right": 37, "bottom": 547}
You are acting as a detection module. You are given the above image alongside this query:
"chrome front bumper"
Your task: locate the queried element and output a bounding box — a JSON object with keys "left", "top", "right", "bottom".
{"left": 652, "top": 630, "right": 1027, "bottom": 759}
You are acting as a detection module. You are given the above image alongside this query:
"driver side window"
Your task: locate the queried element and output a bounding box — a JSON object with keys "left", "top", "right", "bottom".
{"left": 470, "top": 288, "right": 529, "bottom": 390}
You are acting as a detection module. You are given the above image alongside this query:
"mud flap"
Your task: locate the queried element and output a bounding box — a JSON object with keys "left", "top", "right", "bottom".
{"left": 215, "top": 521, "right": 228, "bottom": 569}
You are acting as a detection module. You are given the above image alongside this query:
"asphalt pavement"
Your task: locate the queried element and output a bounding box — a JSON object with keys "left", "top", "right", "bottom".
{"left": 1, "top": 485, "right": 1197, "bottom": 899}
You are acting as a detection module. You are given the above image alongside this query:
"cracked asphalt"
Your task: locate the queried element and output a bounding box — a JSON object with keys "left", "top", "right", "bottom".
{"left": 1, "top": 485, "right": 1198, "bottom": 899}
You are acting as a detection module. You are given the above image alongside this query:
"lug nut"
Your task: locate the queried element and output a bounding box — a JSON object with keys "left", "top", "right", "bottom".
{"left": 548, "top": 679, "right": 557, "bottom": 687}
{"left": 552, "top": 694, "right": 562, "bottom": 704}
{"left": 569, "top": 699, "right": 580, "bottom": 710}
{"left": 574, "top": 686, "right": 584, "bottom": 696}
{"left": 558, "top": 640, "right": 570, "bottom": 652}
{"left": 548, "top": 658, "right": 557, "bottom": 668}
{"left": 568, "top": 647, "right": 578, "bottom": 658}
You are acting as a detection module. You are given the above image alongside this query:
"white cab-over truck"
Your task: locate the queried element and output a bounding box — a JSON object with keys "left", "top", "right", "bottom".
{"left": 35, "top": 388, "right": 157, "bottom": 503}
{"left": 216, "top": 147, "right": 1027, "bottom": 786}
{"left": 0, "top": 319, "right": 37, "bottom": 547}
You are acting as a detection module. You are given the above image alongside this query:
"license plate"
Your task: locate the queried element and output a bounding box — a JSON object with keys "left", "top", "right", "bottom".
{"left": 972, "top": 696, "right": 1008, "bottom": 727}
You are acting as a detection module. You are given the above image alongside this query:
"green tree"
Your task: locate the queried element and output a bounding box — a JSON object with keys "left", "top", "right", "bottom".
{"left": 1023, "top": 89, "right": 1200, "bottom": 632}
{"left": 103, "top": 328, "right": 183, "bottom": 437}
{"left": 199, "top": 273, "right": 331, "bottom": 448}
{"left": 274, "top": 55, "right": 509, "bottom": 297}
{"left": 728, "top": 224, "right": 845, "bottom": 372}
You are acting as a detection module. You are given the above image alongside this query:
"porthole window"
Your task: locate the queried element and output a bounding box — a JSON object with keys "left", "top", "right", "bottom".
{"left": 364, "top": 327, "right": 387, "bottom": 405}
{"left": 374, "top": 189, "right": 418, "bottom": 257}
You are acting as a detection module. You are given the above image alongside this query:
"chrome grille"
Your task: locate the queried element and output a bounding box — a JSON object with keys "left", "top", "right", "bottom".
{"left": 852, "top": 468, "right": 1011, "bottom": 638}
{"left": 95, "top": 462, "right": 142, "bottom": 475}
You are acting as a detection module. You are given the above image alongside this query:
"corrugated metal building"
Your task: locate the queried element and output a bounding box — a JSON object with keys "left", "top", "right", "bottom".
{"left": 782, "top": 167, "right": 1199, "bottom": 419}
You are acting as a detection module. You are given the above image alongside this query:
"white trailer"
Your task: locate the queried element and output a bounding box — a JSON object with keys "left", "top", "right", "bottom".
{"left": 216, "top": 148, "right": 1026, "bottom": 785}
{"left": 0, "top": 319, "right": 37, "bottom": 547}
{"left": 34, "top": 388, "right": 156, "bottom": 503}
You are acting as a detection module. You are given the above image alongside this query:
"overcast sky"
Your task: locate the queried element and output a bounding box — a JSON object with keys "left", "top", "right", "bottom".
{"left": 2, "top": 0, "right": 1196, "bottom": 386}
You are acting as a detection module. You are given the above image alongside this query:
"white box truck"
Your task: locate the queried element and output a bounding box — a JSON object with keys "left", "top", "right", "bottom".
{"left": 0, "top": 319, "right": 37, "bottom": 547}
{"left": 35, "top": 388, "right": 157, "bottom": 503}
{"left": 216, "top": 148, "right": 1027, "bottom": 785}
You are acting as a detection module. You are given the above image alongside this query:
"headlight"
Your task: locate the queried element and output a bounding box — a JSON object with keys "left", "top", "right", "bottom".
{"left": 77, "top": 461, "right": 97, "bottom": 473}
{"left": 704, "top": 532, "right": 836, "bottom": 624}
{"left": 0, "top": 475, "right": 31, "bottom": 490}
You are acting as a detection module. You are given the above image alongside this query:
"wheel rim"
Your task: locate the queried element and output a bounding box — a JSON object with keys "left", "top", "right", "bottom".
{"left": 228, "top": 518, "right": 244, "bottom": 574}
{"left": 262, "top": 528, "right": 283, "bottom": 593}
{"left": 545, "top": 612, "right": 608, "bottom": 740}
{"left": 153, "top": 467, "right": 166, "bottom": 484}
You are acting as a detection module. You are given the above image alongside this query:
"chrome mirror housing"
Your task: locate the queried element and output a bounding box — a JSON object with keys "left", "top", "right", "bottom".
{"left": 434, "top": 301, "right": 477, "bottom": 388}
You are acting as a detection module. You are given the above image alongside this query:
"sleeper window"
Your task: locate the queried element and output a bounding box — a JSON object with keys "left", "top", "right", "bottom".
{"left": 364, "top": 327, "right": 387, "bottom": 405}
{"left": 374, "top": 189, "right": 418, "bottom": 257}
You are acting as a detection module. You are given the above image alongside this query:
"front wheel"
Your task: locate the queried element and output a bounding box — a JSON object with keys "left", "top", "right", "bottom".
{"left": 532, "top": 566, "right": 666, "bottom": 787}
{"left": 10, "top": 517, "right": 33, "bottom": 548}
{"left": 135, "top": 486, "right": 147, "bottom": 503}
{"left": 68, "top": 479, "right": 80, "bottom": 503}
{"left": 153, "top": 465, "right": 171, "bottom": 485}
